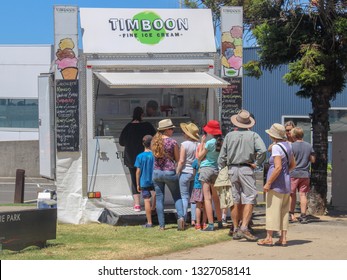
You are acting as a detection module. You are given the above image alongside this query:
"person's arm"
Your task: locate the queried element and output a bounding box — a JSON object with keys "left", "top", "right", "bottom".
{"left": 218, "top": 136, "right": 228, "bottom": 169}
{"left": 136, "top": 168, "right": 141, "bottom": 192}
{"left": 289, "top": 154, "right": 296, "bottom": 171}
{"left": 254, "top": 134, "right": 267, "bottom": 168}
{"left": 197, "top": 135, "right": 208, "bottom": 161}
{"left": 310, "top": 153, "right": 316, "bottom": 163}
{"left": 176, "top": 144, "right": 186, "bottom": 175}
{"left": 263, "top": 155, "right": 282, "bottom": 192}
{"left": 119, "top": 124, "right": 128, "bottom": 146}
{"left": 173, "top": 143, "right": 180, "bottom": 163}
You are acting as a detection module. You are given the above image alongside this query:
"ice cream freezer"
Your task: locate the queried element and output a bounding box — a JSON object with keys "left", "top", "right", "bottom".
{"left": 39, "top": 7, "right": 229, "bottom": 224}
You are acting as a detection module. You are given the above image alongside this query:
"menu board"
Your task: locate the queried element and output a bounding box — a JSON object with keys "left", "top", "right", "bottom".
{"left": 56, "top": 80, "right": 79, "bottom": 152}
{"left": 221, "top": 77, "right": 242, "bottom": 135}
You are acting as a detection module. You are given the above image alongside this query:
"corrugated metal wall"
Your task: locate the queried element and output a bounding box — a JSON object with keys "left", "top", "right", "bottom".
{"left": 242, "top": 47, "right": 347, "bottom": 148}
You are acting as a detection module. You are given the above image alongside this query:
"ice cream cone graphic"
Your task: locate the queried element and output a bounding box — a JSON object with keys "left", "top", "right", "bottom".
{"left": 61, "top": 67, "right": 78, "bottom": 80}
{"left": 55, "top": 38, "right": 78, "bottom": 80}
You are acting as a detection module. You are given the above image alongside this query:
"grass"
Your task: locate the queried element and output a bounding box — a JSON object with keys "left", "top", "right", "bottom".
{"left": 0, "top": 222, "right": 237, "bottom": 260}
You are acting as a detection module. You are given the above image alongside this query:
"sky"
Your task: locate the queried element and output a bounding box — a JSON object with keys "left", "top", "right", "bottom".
{"left": 0, "top": 0, "right": 180, "bottom": 45}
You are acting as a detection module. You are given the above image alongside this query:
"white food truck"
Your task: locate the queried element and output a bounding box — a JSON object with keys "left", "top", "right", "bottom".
{"left": 39, "top": 7, "right": 229, "bottom": 224}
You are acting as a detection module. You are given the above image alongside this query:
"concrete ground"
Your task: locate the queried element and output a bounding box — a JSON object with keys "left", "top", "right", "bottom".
{"left": 146, "top": 210, "right": 347, "bottom": 260}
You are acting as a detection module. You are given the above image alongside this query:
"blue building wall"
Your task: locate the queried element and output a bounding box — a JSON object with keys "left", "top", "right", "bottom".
{"left": 242, "top": 47, "right": 347, "bottom": 149}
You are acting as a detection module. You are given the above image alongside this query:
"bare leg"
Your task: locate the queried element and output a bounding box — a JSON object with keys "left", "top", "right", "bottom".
{"left": 195, "top": 202, "right": 202, "bottom": 226}
{"left": 240, "top": 204, "right": 253, "bottom": 228}
{"left": 150, "top": 190, "right": 156, "bottom": 211}
{"left": 144, "top": 198, "right": 152, "bottom": 225}
{"left": 211, "top": 184, "right": 222, "bottom": 221}
{"left": 133, "top": 193, "right": 141, "bottom": 207}
{"left": 299, "top": 192, "right": 308, "bottom": 215}
{"left": 202, "top": 182, "right": 214, "bottom": 224}
{"left": 231, "top": 203, "right": 241, "bottom": 230}
{"left": 289, "top": 192, "right": 296, "bottom": 219}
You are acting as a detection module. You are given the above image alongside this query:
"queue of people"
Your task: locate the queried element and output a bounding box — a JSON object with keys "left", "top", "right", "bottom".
{"left": 120, "top": 107, "right": 315, "bottom": 247}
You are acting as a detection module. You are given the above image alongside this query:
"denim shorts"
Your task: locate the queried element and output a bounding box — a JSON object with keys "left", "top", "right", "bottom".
{"left": 141, "top": 187, "right": 154, "bottom": 199}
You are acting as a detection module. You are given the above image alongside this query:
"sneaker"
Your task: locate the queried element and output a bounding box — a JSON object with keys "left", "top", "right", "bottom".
{"left": 232, "top": 230, "right": 242, "bottom": 240}
{"left": 195, "top": 224, "right": 201, "bottom": 230}
{"left": 177, "top": 217, "right": 185, "bottom": 231}
{"left": 133, "top": 205, "right": 141, "bottom": 212}
{"left": 299, "top": 215, "right": 308, "bottom": 224}
{"left": 142, "top": 223, "right": 153, "bottom": 228}
{"left": 222, "top": 218, "right": 228, "bottom": 226}
{"left": 238, "top": 229, "right": 258, "bottom": 241}
{"left": 201, "top": 224, "right": 214, "bottom": 231}
{"left": 217, "top": 221, "right": 223, "bottom": 229}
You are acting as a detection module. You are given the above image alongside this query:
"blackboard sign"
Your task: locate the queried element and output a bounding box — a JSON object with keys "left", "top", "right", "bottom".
{"left": 56, "top": 80, "right": 80, "bottom": 152}
{"left": 221, "top": 77, "right": 242, "bottom": 135}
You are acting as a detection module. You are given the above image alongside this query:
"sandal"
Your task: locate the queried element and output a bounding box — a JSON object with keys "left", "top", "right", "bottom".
{"left": 274, "top": 240, "right": 288, "bottom": 247}
{"left": 257, "top": 239, "right": 273, "bottom": 247}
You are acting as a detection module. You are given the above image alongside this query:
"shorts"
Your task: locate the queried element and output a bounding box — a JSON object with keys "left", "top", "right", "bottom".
{"left": 229, "top": 166, "right": 257, "bottom": 204}
{"left": 190, "top": 188, "right": 203, "bottom": 203}
{"left": 199, "top": 166, "right": 218, "bottom": 184}
{"left": 141, "top": 186, "right": 154, "bottom": 199}
{"left": 291, "top": 177, "right": 310, "bottom": 194}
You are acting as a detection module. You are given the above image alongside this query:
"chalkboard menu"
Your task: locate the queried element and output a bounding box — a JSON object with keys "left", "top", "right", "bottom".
{"left": 56, "top": 80, "right": 79, "bottom": 152}
{"left": 221, "top": 77, "right": 242, "bottom": 135}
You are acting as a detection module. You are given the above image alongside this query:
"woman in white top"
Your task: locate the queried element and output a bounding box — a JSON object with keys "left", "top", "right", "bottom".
{"left": 176, "top": 122, "right": 200, "bottom": 226}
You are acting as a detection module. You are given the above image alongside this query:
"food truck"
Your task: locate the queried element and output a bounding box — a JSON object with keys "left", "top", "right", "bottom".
{"left": 39, "top": 6, "right": 229, "bottom": 224}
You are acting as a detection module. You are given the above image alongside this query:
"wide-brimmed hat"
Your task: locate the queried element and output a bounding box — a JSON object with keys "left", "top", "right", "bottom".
{"left": 265, "top": 123, "right": 287, "bottom": 140}
{"left": 230, "top": 110, "right": 255, "bottom": 129}
{"left": 180, "top": 122, "right": 200, "bottom": 141}
{"left": 203, "top": 120, "right": 222, "bottom": 135}
{"left": 157, "top": 119, "right": 175, "bottom": 131}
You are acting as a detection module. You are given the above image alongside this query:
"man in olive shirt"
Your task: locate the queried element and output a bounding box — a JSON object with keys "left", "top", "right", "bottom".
{"left": 218, "top": 110, "right": 266, "bottom": 241}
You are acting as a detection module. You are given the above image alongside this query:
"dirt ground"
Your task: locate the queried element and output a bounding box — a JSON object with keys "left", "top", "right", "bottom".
{"left": 146, "top": 211, "right": 347, "bottom": 260}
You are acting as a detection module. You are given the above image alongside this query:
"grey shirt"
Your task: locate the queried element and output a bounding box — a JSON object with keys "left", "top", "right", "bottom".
{"left": 218, "top": 130, "right": 267, "bottom": 169}
{"left": 290, "top": 141, "right": 314, "bottom": 178}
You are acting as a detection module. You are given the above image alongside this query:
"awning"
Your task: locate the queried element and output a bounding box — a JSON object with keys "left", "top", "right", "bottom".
{"left": 94, "top": 72, "right": 229, "bottom": 89}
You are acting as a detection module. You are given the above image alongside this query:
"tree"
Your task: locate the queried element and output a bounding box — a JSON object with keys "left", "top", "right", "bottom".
{"left": 184, "top": 0, "right": 347, "bottom": 215}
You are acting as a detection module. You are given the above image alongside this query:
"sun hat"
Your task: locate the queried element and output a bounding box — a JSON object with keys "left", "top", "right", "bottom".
{"left": 157, "top": 119, "right": 175, "bottom": 131}
{"left": 230, "top": 109, "right": 255, "bottom": 129}
{"left": 203, "top": 120, "right": 222, "bottom": 135}
{"left": 265, "top": 123, "right": 287, "bottom": 140}
{"left": 180, "top": 122, "right": 200, "bottom": 141}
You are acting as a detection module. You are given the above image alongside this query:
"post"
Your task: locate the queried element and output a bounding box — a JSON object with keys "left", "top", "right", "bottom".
{"left": 14, "top": 169, "right": 25, "bottom": 203}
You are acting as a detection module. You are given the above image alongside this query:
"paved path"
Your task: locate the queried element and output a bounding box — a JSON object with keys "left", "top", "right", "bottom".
{"left": 147, "top": 211, "right": 347, "bottom": 260}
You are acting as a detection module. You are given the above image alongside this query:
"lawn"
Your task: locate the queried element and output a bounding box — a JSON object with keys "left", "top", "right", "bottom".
{"left": 0, "top": 222, "right": 236, "bottom": 260}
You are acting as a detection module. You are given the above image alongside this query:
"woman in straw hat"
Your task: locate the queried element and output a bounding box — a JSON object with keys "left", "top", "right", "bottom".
{"left": 151, "top": 119, "right": 185, "bottom": 231}
{"left": 197, "top": 120, "right": 223, "bottom": 231}
{"left": 258, "top": 123, "right": 296, "bottom": 247}
{"left": 176, "top": 122, "right": 200, "bottom": 227}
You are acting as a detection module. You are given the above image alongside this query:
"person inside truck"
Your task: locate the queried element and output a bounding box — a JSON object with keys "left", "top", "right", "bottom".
{"left": 145, "top": 100, "right": 161, "bottom": 117}
{"left": 119, "top": 106, "right": 156, "bottom": 212}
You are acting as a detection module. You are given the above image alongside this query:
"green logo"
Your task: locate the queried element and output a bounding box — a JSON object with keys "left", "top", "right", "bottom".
{"left": 132, "top": 11, "right": 166, "bottom": 45}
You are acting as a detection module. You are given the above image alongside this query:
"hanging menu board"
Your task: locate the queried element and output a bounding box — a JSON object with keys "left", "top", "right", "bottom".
{"left": 56, "top": 80, "right": 79, "bottom": 152}
{"left": 221, "top": 77, "right": 242, "bottom": 135}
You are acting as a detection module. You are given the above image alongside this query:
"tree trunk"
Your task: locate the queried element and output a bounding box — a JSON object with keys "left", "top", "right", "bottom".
{"left": 308, "top": 87, "right": 331, "bottom": 215}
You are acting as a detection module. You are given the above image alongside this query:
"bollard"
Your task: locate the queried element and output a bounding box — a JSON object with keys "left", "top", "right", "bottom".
{"left": 14, "top": 169, "right": 25, "bottom": 203}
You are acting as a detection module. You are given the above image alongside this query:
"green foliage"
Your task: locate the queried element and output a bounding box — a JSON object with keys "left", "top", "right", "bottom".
{"left": 243, "top": 60, "right": 262, "bottom": 78}
{"left": 284, "top": 45, "right": 325, "bottom": 88}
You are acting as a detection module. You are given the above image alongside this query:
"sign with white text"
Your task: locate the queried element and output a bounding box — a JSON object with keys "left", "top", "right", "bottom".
{"left": 80, "top": 8, "right": 216, "bottom": 53}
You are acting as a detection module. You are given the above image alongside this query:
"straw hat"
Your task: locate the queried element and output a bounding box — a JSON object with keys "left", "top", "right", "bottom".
{"left": 203, "top": 120, "right": 222, "bottom": 135}
{"left": 265, "top": 123, "right": 287, "bottom": 140}
{"left": 180, "top": 122, "right": 200, "bottom": 141}
{"left": 230, "top": 110, "right": 255, "bottom": 129}
{"left": 157, "top": 119, "right": 175, "bottom": 131}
